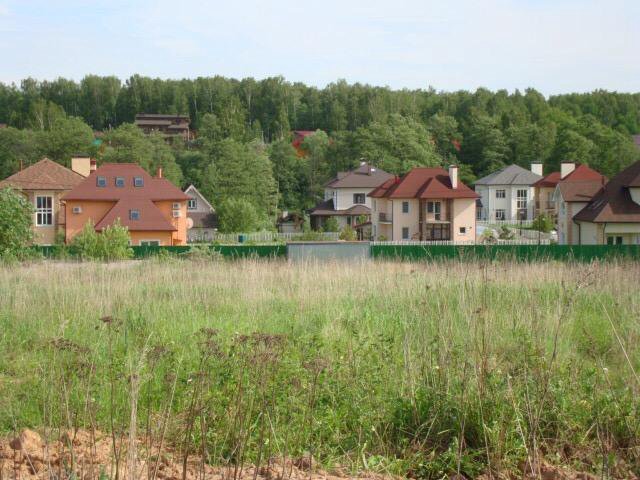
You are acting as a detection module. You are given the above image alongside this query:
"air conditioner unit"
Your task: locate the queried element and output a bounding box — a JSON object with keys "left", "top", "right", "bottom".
{"left": 72, "top": 206, "right": 82, "bottom": 214}
{"left": 172, "top": 202, "right": 181, "bottom": 210}
{"left": 172, "top": 210, "right": 181, "bottom": 218}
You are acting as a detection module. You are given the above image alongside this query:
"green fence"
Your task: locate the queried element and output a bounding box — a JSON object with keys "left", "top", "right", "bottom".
{"left": 370, "top": 244, "right": 640, "bottom": 262}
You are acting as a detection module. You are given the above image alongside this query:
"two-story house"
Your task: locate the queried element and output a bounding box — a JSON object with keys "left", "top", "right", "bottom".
{"left": 63, "top": 163, "right": 190, "bottom": 246}
{"left": 573, "top": 160, "right": 640, "bottom": 245}
{"left": 0, "top": 157, "right": 93, "bottom": 244}
{"left": 474, "top": 163, "right": 542, "bottom": 222}
{"left": 553, "top": 163, "right": 607, "bottom": 245}
{"left": 309, "top": 162, "right": 394, "bottom": 231}
{"left": 369, "top": 165, "right": 478, "bottom": 242}
{"left": 184, "top": 184, "right": 217, "bottom": 243}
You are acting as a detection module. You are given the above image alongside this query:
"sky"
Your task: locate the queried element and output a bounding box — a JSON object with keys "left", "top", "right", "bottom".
{"left": 0, "top": 0, "right": 639, "bottom": 96}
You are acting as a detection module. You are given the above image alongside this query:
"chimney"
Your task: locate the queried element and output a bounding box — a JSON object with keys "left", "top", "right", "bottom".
{"left": 157, "top": 167, "right": 163, "bottom": 178}
{"left": 560, "top": 162, "right": 575, "bottom": 180}
{"left": 530, "top": 162, "right": 543, "bottom": 176}
{"left": 90, "top": 159, "right": 97, "bottom": 172}
{"left": 71, "top": 155, "right": 92, "bottom": 177}
{"left": 20, "top": 159, "right": 24, "bottom": 171}
{"left": 449, "top": 165, "right": 459, "bottom": 189}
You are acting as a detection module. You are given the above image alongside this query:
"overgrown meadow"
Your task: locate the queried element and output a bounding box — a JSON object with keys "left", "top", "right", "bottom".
{"left": 0, "top": 259, "right": 639, "bottom": 478}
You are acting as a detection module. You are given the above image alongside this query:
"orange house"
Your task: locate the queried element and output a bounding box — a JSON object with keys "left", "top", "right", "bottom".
{"left": 62, "top": 163, "right": 189, "bottom": 246}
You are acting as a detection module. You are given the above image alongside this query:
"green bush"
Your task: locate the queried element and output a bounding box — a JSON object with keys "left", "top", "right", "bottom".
{"left": 69, "top": 219, "right": 133, "bottom": 261}
{"left": 498, "top": 225, "right": 515, "bottom": 240}
{"left": 0, "top": 188, "right": 34, "bottom": 256}
{"left": 339, "top": 224, "right": 357, "bottom": 241}
{"left": 323, "top": 216, "right": 339, "bottom": 232}
{"left": 531, "top": 213, "right": 554, "bottom": 233}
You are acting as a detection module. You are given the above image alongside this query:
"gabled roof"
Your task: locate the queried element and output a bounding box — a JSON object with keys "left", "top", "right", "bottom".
{"left": 369, "top": 167, "right": 478, "bottom": 200}
{"left": 326, "top": 163, "right": 394, "bottom": 189}
{"left": 574, "top": 161, "right": 640, "bottom": 223}
{"left": 94, "top": 198, "right": 177, "bottom": 232}
{"left": 0, "top": 158, "right": 85, "bottom": 191}
{"left": 308, "top": 199, "right": 371, "bottom": 216}
{"left": 533, "top": 171, "right": 561, "bottom": 188}
{"left": 184, "top": 184, "right": 215, "bottom": 212}
{"left": 533, "top": 164, "right": 605, "bottom": 188}
{"left": 557, "top": 181, "right": 604, "bottom": 202}
{"left": 474, "top": 164, "right": 542, "bottom": 186}
{"left": 63, "top": 164, "right": 189, "bottom": 201}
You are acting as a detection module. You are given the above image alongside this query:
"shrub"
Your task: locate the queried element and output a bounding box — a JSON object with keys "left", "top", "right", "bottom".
{"left": 498, "top": 225, "right": 515, "bottom": 240}
{"left": 323, "top": 217, "right": 339, "bottom": 232}
{"left": 0, "top": 188, "right": 33, "bottom": 256}
{"left": 217, "top": 198, "right": 260, "bottom": 233}
{"left": 339, "top": 224, "right": 357, "bottom": 241}
{"left": 531, "top": 213, "right": 554, "bottom": 233}
{"left": 69, "top": 220, "right": 133, "bottom": 261}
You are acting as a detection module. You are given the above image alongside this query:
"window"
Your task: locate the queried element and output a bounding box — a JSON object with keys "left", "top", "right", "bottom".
{"left": 424, "top": 224, "right": 451, "bottom": 240}
{"left": 516, "top": 189, "right": 528, "bottom": 210}
{"left": 459, "top": 227, "right": 467, "bottom": 234}
{"left": 427, "top": 201, "right": 442, "bottom": 220}
{"left": 496, "top": 189, "right": 506, "bottom": 199}
{"left": 187, "top": 198, "right": 197, "bottom": 210}
{"left": 134, "top": 176, "right": 144, "bottom": 187}
{"left": 402, "top": 227, "right": 409, "bottom": 239}
{"left": 35, "top": 196, "right": 53, "bottom": 226}
{"left": 140, "top": 240, "right": 160, "bottom": 246}
{"left": 607, "top": 236, "right": 623, "bottom": 245}
{"left": 495, "top": 209, "right": 506, "bottom": 220}
{"left": 402, "top": 201, "right": 409, "bottom": 213}
{"left": 72, "top": 206, "right": 82, "bottom": 214}
{"left": 129, "top": 209, "right": 140, "bottom": 221}
{"left": 353, "top": 193, "right": 366, "bottom": 204}
{"left": 96, "top": 176, "right": 107, "bottom": 187}
{"left": 115, "top": 177, "right": 125, "bottom": 187}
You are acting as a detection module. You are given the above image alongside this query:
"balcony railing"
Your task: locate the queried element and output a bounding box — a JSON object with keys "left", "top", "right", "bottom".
{"left": 378, "top": 212, "right": 392, "bottom": 222}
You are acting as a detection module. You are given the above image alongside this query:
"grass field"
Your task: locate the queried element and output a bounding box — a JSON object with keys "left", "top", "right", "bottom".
{"left": 0, "top": 258, "right": 639, "bottom": 478}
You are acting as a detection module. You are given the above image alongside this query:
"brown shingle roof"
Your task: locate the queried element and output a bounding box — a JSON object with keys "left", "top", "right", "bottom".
{"left": 0, "top": 158, "right": 85, "bottom": 190}
{"left": 325, "top": 163, "right": 394, "bottom": 189}
{"left": 63, "top": 164, "right": 189, "bottom": 201}
{"left": 574, "top": 161, "right": 640, "bottom": 223}
{"left": 370, "top": 167, "right": 478, "bottom": 200}
{"left": 558, "top": 181, "right": 604, "bottom": 202}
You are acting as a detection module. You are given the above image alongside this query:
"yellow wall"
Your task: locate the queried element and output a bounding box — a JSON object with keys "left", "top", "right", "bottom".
{"left": 20, "top": 190, "right": 68, "bottom": 245}
{"left": 130, "top": 231, "right": 173, "bottom": 246}
{"left": 451, "top": 198, "right": 476, "bottom": 242}
{"left": 155, "top": 200, "right": 188, "bottom": 245}
{"left": 65, "top": 200, "right": 116, "bottom": 243}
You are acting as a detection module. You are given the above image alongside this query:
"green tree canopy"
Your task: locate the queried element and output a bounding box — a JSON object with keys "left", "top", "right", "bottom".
{"left": 0, "top": 188, "right": 33, "bottom": 255}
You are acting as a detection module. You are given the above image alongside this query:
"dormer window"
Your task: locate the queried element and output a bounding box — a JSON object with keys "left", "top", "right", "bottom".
{"left": 134, "top": 176, "right": 144, "bottom": 187}
{"left": 129, "top": 209, "right": 140, "bottom": 221}
{"left": 97, "top": 176, "right": 107, "bottom": 187}
{"left": 115, "top": 177, "right": 125, "bottom": 187}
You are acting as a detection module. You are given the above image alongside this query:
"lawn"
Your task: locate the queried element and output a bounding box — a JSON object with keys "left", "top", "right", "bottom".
{"left": 0, "top": 258, "right": 639, "bottom": 478}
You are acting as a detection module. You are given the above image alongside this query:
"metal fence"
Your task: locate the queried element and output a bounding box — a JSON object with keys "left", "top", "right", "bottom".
{"left": 371, "top": 239, "right": 551, "bottom": 246}
{"left": 205, "top": 231, "right": 340, "bottom": 243}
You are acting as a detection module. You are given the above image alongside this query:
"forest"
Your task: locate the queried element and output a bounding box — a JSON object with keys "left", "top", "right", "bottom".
{"left": 1, "top": 75, "right": 639, "bottom": 230}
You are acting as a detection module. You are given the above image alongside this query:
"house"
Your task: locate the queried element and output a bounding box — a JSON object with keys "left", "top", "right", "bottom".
{"left": 291, "top": 130, "right": 316, "bottom": 157}
{"left": 0, "top": 157, "right": 92, "bottom": 244}
{"left": 309, "top": 162, "right": 394, "bottom": 234}
{"left": 276, "top": 212, "right": 304, "bottom": 234}
{"left": 474, "top": 163, "right": 543, "bottom": 221}
{"left": 184, "top": 184, "right": 218, "bottom": 243}
{"left": 532, "top": 171, "right": 562, "bottom": 218}
{"left": 553, "top": 163, "right": 607, "bottom": 245}
{"left": 369, "top": 165, "right": 478, "bottom": 242}
{"left": 63, "top": 164, "right": 190, "bottom": 246}
{"left": 573, "top": 160, "right": 640, "bottom": 245}
{"left": 134, "top": 114, "right": 191, "bottom": 141}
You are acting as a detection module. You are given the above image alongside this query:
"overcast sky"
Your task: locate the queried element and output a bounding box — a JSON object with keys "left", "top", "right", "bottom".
{"left": 1, "top": 0, "right": 638, "bottom": 95}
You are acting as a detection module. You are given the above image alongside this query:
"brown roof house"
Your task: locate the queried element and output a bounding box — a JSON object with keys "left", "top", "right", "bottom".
{"left": 135, "top": 113, "right": 191, "bottom": 141}
{"left": 184, "top": 185, "right": 217, "bottom": 242}
{"left": 309, "top": 162, "right": 394, "bottom": 236}
{"left": 551, "top": 163, "right": 607, "bottom": 244}
{"left": 573, "top": 160, "right": 640, "bottom": 245}
{"left": 0, "top": 156, "right": 94, "bottom": 244}
{"left": 370, "top": 165, "right": 478, "bottom": 242}
{"left": 63, "top": 164, "right": 190, "bottom": 246}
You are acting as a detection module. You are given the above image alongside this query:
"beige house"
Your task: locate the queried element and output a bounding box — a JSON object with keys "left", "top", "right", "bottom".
{"left": 0, "top": 157, "right": 92, "bottom": 245}
{"left": 573, "top": 160, "right": 640, "bottom": 245}
{"left": 370, "top": 166, "right": 478, "bottom": 242}
{"left": 309, "top": 162, "right": 394, "bottom": 233}
{"left": 184, "top": 184, "right": 217, "bottom": 242}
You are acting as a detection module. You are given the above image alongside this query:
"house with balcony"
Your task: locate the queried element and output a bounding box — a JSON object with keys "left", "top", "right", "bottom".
{"left": 184, "top": 184, "right": 217, "bottom": 243}
{"left": 474, "top": 163, "right": 543, "bottom": 222}
{"left": 134, "top": 113, "right": 191, "bottom": 141}
{"left": 573, "top": 160, "right": 640, "bottom": 245}
{"left": 552, "top": 163, "right": 607, "bottom": 245}
{"left": 0, "top": 156, "right": 93, "bottom": 244}
{"left": 369, "top": 165, "right": 478, "bottom": 242}
{"left": 63, "top": 164, "right": 189, "bottom": 246}
{"left": 309, "top": 162, "right": 394, "bottom": 234}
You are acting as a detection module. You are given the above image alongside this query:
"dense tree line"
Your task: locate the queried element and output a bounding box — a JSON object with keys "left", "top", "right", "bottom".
{"left": 1, "top": 75, "right": 639, "bottom": 230}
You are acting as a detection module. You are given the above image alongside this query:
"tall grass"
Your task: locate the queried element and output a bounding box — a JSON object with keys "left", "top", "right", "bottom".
{"left": 0, "top": 258, "right": 639, "bottom": 478}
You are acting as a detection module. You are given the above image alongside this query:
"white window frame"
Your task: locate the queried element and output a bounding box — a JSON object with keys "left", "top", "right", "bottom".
{"left": 402, "top": 201, "right": 409, "bottom": 213}
{"left": 495, "top": 209, "right": 506, "bottom": 221}
{"left": 496, "top": 189, "right": 506, "bottom": 199}
{"left": 96, "top": 176, "right": 107, "bottom": 187}
{"left": 402, "top": 227, "right": 409, "bottom": 239}
{"left": 129, "top": 209, "right": 140, "bottom": 221}
{"left": 187, "top": 198, "right": 197, "bottom": 210}
{"left": 516, "top": 189, "right": 528, "bottom": 210}
{"left": 140, "top": 240, "right": 161, "bottom": 246}
{"left": 35, "top": 195, "right": 54, "bottom": 226}
{"left": 134, "top": 176, "right": 144, "bottom": 187}
{"left": 353, "top": 193, "right": 366, "bottom": 205}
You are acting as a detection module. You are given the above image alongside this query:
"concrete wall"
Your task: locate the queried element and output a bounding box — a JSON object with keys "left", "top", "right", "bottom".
{"left": 288, "top": 242, "right": 370, "bottom": 261}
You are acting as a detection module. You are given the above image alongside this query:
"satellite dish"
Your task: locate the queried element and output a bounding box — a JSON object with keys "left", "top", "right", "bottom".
{"left": 186, "top": 217, "right": 194, "bottom": 229}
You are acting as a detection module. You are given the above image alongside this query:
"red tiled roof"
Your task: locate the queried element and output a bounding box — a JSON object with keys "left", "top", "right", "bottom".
{"left": 533, "top": 171, "right": 561, "bottom": 188}
{"left": 62, "top": 163, "right": 189, "bottom": 201}
{"left": 558, "top": 181, "right": 604, "bottom": 202}
{"left": 563, "top": 164, "right": 605, "bottom": 182}
{"left": 0, "top": 158, "right": 85, "bottom": 190}
{"left": 369, "top": 168, "right": 478, "bottom": 200}
{"left": 94, "top": 198, "right": 177, "bottom": 232}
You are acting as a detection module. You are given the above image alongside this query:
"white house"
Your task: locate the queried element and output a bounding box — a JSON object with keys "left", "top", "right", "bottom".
{"left": 474, "top": 164, "right": 543, "bottom": 222}
{"left": 184, "top": 185, "right": 217, "bottom": 242}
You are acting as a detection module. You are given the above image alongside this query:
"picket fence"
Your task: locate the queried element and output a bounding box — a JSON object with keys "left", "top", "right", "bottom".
{"left": 207, "top": 231, "right": 340, "bottom": 243}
